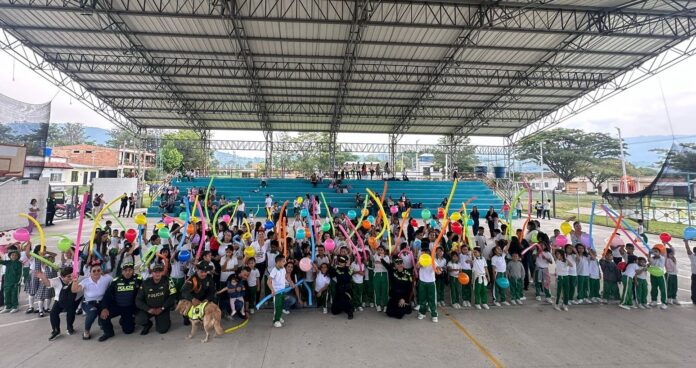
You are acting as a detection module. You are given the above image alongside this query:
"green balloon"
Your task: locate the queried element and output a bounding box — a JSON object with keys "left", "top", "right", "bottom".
{"left": 158, "top": 227, "right": 171, "bottom": 239}
{"left": 57, "top": 238, "right": 72, "bottom": 252}
{"left": 421, "top": 209, "right": 431, "bottom": 220}
{"left": 321, "top": 222, "right": 331, "bottom": 232}
{"left": 179, "top": 212, "right": 187, "bottom": 220}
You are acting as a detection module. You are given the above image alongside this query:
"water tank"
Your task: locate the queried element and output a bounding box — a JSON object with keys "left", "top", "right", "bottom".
{"left": 493, "top": 166, "right": 507, "bottom": 179}
{"left": 474, "top": 166, "right": 488, "bottom": 177}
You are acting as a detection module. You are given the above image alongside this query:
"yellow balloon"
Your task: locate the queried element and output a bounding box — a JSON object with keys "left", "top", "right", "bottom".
{"left": 419, "top": 254, "right": 432, "bottom": 268}
{"left": 155, "top": 223, "right": 165, "bottom": 229}
{"left": 402, "top": 211, "right": 408, "bottom": 219}
{"left": 243, "top": 246, "right": 256, "bottom": 258}
{"left": 297, "top": 196, "right": 303, "bottom": 204}
{"left": 361, "top": 208, "right": 369, "bottom": 217}
{"left": 560, "top": 222, "right": 572, "bottom": 235}
{"left": 242, "top": 232, "right": 252, "bottom": 240}
{"left": 450, "top": 212, "right": 462, "bottom": 222}
{"left": 134, "top": 214, "right": 147, "bottom": 225}
{"left": 190, "top": 216, "right": 199, "bottom": 223}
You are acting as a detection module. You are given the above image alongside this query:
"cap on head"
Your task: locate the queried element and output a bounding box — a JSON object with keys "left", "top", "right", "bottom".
{"left": 122, "top": 262, "right": 135, "bottom": 269}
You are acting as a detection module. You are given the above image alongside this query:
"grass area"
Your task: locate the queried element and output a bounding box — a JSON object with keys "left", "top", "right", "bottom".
{"left": 532, "top": 192, "right": 693, "bottom": 237}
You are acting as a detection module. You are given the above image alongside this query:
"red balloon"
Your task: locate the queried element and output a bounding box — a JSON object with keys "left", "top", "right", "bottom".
{"left": 410, "top": 219, "right": 418, "bottom": 227}
{"left": 125, "top": 229, "right": 137, "bottom": 243}
{"left": 451, "top": 222, "right": 463, "bottom": 235}
{"left": 437, "top": 208, "right": 445, "bottom": 219}
{"left": 659, "top": 232, "right": 671, "bottom": 243}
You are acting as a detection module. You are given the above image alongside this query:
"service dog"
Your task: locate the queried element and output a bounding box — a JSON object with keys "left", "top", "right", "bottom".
{"left": 175, "top": 299, "right": 224, "bottom": 343}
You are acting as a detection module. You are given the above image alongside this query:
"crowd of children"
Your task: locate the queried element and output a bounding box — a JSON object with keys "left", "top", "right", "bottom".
{"left": 2, "top": 191, "right": 695, "bottom": 342}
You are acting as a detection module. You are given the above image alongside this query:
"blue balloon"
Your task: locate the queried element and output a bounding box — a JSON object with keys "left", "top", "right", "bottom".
{"left": 264, "top": 220, "right": 274, "bottom": 230}
{"left": 300, "top": 209, "right": 309, "bottom": 217}
{"left": 496, "top": 277, "right": 510, "bottom": 289}
{"left": 367, "top": 215, "right": 375, "bottom": 224}
{"left": 178, "top": 250, "right": 191, "bottom": 262}
{"left": 684, "top": 226, "right": 696, "bottom": 240}
{"left": 296, "top": 229, "right": 306, "bottom": 239}
{"left": 467, "top": 218, "right": 474, "bottom": 226}
{"left": 413, "top": 239, "right": 422, "bottom": 249}
{"left": 430, "top": 219, "right": 437, "bottom": 228}
{"left": 347, "top": 210, "right": 357, "bottom": 220}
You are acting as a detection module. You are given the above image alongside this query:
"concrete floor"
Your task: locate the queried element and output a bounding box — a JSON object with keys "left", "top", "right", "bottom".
{"left": 1, "top": 212, "right": 695, "bottom": 368}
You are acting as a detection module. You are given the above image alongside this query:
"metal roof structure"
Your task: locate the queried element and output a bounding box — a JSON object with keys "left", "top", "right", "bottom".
{"left": 1, "top": 0, "right": 695, "bottom": 143}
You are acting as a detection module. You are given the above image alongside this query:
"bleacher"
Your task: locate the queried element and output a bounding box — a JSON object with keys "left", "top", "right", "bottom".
{"left": 147, "top": 178, "right": 504, "bottom": 219}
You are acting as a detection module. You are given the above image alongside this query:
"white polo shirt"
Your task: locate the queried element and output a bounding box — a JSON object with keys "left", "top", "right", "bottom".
{"left": 491, "top": 255, "right": 507, "bottom": 273}
{"left": 268, "top": 266, "right": 286, "bottom": 292}
{"left": 79, "top": 274, "right": 113, "bottom": 302}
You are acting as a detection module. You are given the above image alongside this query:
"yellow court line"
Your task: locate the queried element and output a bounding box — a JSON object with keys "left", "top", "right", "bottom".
{"left": 443, "top": 309, "right": 505, "bottom": 368}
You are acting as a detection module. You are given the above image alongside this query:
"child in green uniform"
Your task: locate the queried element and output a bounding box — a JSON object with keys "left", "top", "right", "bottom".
{"left": 507, "top": 253, "right": 525, "bottom": 305}
{"left": 620, "top": 255, "right": 638, "bottom": 310}
{"left": 434, "top": 247, "right": 447, "bottom": 307}
{"left": 267, "top": 255, "right": 287, "bottom": 328}
{"left": 635, "top": 257, "right": 649, "bottom": 308}
{"left": 458, "top": 246, "right": 473, "bottom": 307}
{"left": 1, "top": 249, "right": 23, "bottom": 313}
{"left": 472, "top": 247, "right": 489, "bottom": 310}
{"left": 600, "top": 252, "right": 621, "bottom": 303}
{"left": 447, "top": 252, "right": 462, "bottom": 308}
{"left": 554, "top": 248, "right": 570, "bottom": 311}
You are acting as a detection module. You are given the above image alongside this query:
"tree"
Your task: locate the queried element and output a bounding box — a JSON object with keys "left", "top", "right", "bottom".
{"left": 272, "top": 132, "right": 357, "bottom": 175}
{"left": 515, "top": 128, "right": 623, "bottom": 183}
{"left": 432, "top": 136, "right": 478, "bottom": 173}
{"left": 160, "top": 144, "right": 183, "bottom": 172}
{"left": 47, "top": 122, "right": 93, "bottom": 146}
{"left": 106, "top": 128, "right": 137, "bottom": 148}
{"left": 584, "top": 160, "right": 624, "bottom": 193}
{"left": 162, "top": 130, "right": 213, "bottom": 171}
{"left": 671, "top": 143, "right": 696, "bottom": 173}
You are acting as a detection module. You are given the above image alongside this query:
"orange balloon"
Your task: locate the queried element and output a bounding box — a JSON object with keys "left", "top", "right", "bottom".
{"left": 457, "top": 272, "right": 470, "bottom": 285}
{"left": 368, "top": 236, "right": 377, "bottom": 249}
{"left": 362, "top": 220, "right": 371, "bottom": 229}
{"left": 361, "top": 208, "right": 369, "bottom": 217}
{"left": 652, "top": 243, "right": 666, "bottom": 255}
{"left": 187, "top": 224, "right": 195, "bottom": 235}
{"left": 305, "top": 227, "right": 311, "bottom": 239}
{"left": 378, "top": 210, "right": 384, "bottom": 218}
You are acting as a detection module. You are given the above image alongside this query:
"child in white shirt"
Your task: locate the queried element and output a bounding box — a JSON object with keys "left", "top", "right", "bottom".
{"left": 447, "top": 252, "right": 463, "bottom": 309}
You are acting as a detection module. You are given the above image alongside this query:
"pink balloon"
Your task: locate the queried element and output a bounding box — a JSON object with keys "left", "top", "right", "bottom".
{"left": 0, "top": 245, "right": 7, "bottom": 254}
{"left": 611, "top": 235, "right": 625, "bottom": 247}
{"left": 324, "top": 238, "right": 336, "bottom": 252}
{"left": 163, "top": 216, "right": 173, "bottom": 225}
{"left": 390, "top": 206, "right": 398, "bottom": 215}
{"left": 13, "top": 228, "right": 30, "bottom": 242}
{"left": 222, "top": 214, "right": 231, "bottom": 223}
{"left": 554, "top": 235, "right": 567, "bottom": 247}
{"left": 299, "top": 257, "right": 312, "bottom": 272}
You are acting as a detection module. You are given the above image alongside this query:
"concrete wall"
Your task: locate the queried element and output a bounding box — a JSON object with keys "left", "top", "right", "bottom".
{"left": 0, "top": 178, "right": 49, "bottom": 230}
{"left": 92, "top": 177, "right": 138, "bottom": 204}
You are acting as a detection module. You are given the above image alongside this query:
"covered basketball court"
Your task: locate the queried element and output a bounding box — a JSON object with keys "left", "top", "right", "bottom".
{"left": 1, "top": 0, "right": 695, "bottom": 178}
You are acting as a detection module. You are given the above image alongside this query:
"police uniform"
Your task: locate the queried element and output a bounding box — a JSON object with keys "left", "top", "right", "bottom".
{"left": 135, "top": 264, "right": 177, "bottom": 334}
{"left": 180, "top": 262, "right": 217, "bottom": 303}
{"left": 100, "top": 264, "right": 142, "bottom": 336}
{"left": 383, "top": 258, "right": 413, "bottom": 319}
{"left": 328, "top": 256, "right": 354, "bottom": 319}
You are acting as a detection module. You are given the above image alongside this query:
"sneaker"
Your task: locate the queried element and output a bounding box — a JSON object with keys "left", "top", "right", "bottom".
{"left": 274, "top": 321, "right": 283, "bottom": 328}
{"left": 249, "top": 309, "right": 255, "bottom": 315}
{"left": 322, "top": 307, "right": 328, "bottom": 314}
{"left": 49, "top": 330, "right": 61, "bottom": 341}
{"left": 279, "top": 318, "right": 285, "bottom": 324}
{"left": 9, "top": 309, "right": 18, "bottom": 314}
{"left": 650, "top": 301, "right": 657, "bottom": 307}
{"left": 584, "top": 299, "right": 592, "bottom": 304}
{"left": 482, "top": 304, "right": 490, "bottom": 310}
{"left": 562, "top": 305, "right": 569, "bottom": 312}
{"left": 417, "top": 313, "right": 425, "bottom": 320}
{"left": 638, "top": 304, "right": 646, "bottom": 309}
{"left": 25, "top": 307, "right": 35, "bottom": 314}
{"left": 376, "top": 306, "right": 382, "bottom": 312}
{"left": 431, "top": 317, "right": 438, "bottom": 323}
{"left": 412, "top": 304, "right": 419, "bottom": 310}
{"left": 76, "top": 309, "right": 83, "bottom": 315}
{"left": 361, "top": 303, "right": 366, "bottom": 308}
{"left": 453, "top": 303, "right": 461, "bottom": 309}
{"left": 545, "top": 298, "right": 553, "bottom": 304}
{"left": 369, "top": 303, "right": 374, "bottom": 308}
{"left": 520, "top": 296, "right": 527, "bottom": 301}
{"left": 358, "top": 307, "right": 364, "bottom": 312}
{"left": 39, "top": 311, "right": 45, "bottom": 318}
{"left": 619, "top": 305, "right": 631, "bottom": 310}
{"left": 82, "top": 332, "right": 91, "bottom": 340}
{"left": 475, "top": 304, "right": 482, "bottom": 310}
{"left": 535, "top": 296, "right": 542, "bottom": 301}
{"left": 494, "top": 302, "right": 501, "bottom": 307}
{"left": 502, "top": 301, "right": 510, "bottom": 306}
{"left": 631, "top": 305, "right": 638, "bottom": 309}
{"left": 571, "top": 300, "right": 579, "bottom": 305}
{"left": 67, "top": 329, "right": 75, "bottom": 336}
{"left": 660, "top": 304, "right": 668, "bottom": 310}
{"left": 0, "top": 308, "right": 9, "bottom": 314}
{"left": 282, "top": 309, "right": 290, "bottom": 315}
{"left": 554, "top": 304, "right": 561, "bottom": 311}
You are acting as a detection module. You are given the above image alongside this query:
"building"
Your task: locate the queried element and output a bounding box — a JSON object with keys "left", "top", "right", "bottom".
{"left": 24, "top": 155, "right": 73, "bottom": 182}
{"left": 52, "top": 144, "right": 155, "bottom": 178}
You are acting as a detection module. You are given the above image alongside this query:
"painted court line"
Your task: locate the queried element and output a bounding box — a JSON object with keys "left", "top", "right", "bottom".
{"left": 443, "top": 309, "right": 505, "bottom": 368}
{"left": 0, "top": 317, "right": 41, "bottom": 329}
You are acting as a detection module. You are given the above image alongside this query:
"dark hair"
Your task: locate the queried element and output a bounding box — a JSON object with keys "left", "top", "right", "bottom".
{"left": 554, "top": 248, "right": 566, "bottom": 262}
{"left": 60, "top": 267, "right": 73, "bottom": 277}
{"left": 275, "top": 254, "right": 285, "bottom": 263}
{"left": 627, "top": 255, "right": 638, "bottom": 264}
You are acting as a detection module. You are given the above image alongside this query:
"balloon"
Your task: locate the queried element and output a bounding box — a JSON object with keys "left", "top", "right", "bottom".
{"left": 617, "top": 261, "right": 627, "bottom": 272}
{"left": 450, "top": 212, "right": 462, "bottom": 222}
{"left": 178, "top": 250, "right": 191, "bottom": 262}
{"left": 402, "top": 211, "right": 409, "bottom": 219}
{"left": 418, "top": 254, "right": 432, "bottom": 268}
{"left": 410, "top": 219, "right": 418, "bottom": 227}
{"left": 321, "top": 222, "right": 331, "bottom": 232}
{"left": 554, "top": 235, "right": 567, "bottom": 247}
{"left": 125, "top": 229, "right": 137, "bottom": 243}
{"left": 244, "top": 246, "right": 256, "bottom": 258}
{"left": 222, "top": 214, "right": 231, "bottom": 223}
{"left": 451, "top": 222, "right": 463, "bottom": 235}
{"left": 647, "top": 265, "right": 665, "bottom": 277}
{"left": 368, "top": 236, "right": 377, "bottom": 249}
{"left": 264, "top": 220, "right": 274, "bottom": 230}
{"left": 179, "top": 212, "right": 187, "bottom": 220}
{"left": 163, "top": 216, "right": 173, "bottom": 225}
{"left": 530, "top": 230, "right": 538, "bottom": 243}
{"left": 187, "top": 224, "right": 195, "bottom": 235}
{"left": 304, "top": 227, "right": 311, "bottom": 239}
{"left": 659, "top": 232, "right": 672, "bottom": 243}
{"left": 57, "top": 238, "right": 72, "bottom": 252}
{"left": 134, "top": 214, "right": 147, "bottom": 225}
{"left": 684, "top": 227, "right": 696, "bottom": 240}
{"left": 242, "top": 232, "right": 252, "bottom": 240}
{"left": 467, "top": 218, "right": 474, "bottom": 226}
{"left": 300, "top": 209, "right": 309, "bottom": 217}
{"left": 362, "top": 220, "right": 371, "bottom": 229}
{"left": 324, "top": 239, "right": 336, "bottom": 252}
{"left": 361, "top": 208, "right": 369, "bottom": 217}
{"left": 496, "top": 277, "right": 510, "bottom": 289}
{"left": 560, "top": 222, "right": 572, "bottom": 235}
{"left": 430, "top": 219, "right": 437, "bottom": 228}
{"left": 390, "top": 206, "right": 398, "bottom": 215}
{"left": 296, "top": 229, "right": 306, "bottom": 240}
{"left": 190, "top": 216, "right": 199, "bottom": 223}
{"left": 580, "top": 234, "right": 590, "bottom": 247}
{"left": 367, "top": 215, "right": 375, "bottom": 224}
{"left": 652, "top": 243, "right": 666, "bottom": 255}
{"left": 421, "top": 209, "right": 431, "bottom": 220}
{"left": 13, "top": 228, "right": 30, "bottom": 242}
{"left": 297, "top": 196, "right": 303, "bottom": 204}
{"left": 610, "top": 235, "right": 624, "bottom": 247}
{"left": 347, "top": 210, "right": 357, "bottom": 220}
{"left": 437, "top": 208, "right": 445, "bottom": 219}
{"left": 414, "top": 239, "right": 422, "bottom": 249}
{"left": 299, "top": 257, "right": 312, "bottom": 272}
{"left": 155, "top": 223, "right": 165, "bottom": 229}
{"left": 158, "top": 227, "right": 170, "bottom": 239}
{"left": 457, "top": 272, "right": 470, "bottom": 285}
{"left": 333, "top": 207, "right": 339, "bottom": 215}
{"left": 378, "top": 210, "right": 384, "bottom": 218}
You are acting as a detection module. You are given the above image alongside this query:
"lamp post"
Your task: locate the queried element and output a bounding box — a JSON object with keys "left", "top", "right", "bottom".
{"left": 615, "top": 127, "right": 629, "bottom": 193}
{"left": 539, "top": 141, "right": 544, "bottom": 202}
{"left": 415, "top": 139, "right": 420, "bottom": 180}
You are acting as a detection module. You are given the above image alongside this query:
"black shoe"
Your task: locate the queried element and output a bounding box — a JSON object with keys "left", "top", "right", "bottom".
{"left": 140, "top": 323, "right": 152, "bottom": 336}
{"left": 67, "top": 329, "right": 75, "bottom": 335}
{"left": 49, "top": 330, "right": 60, "bottom": 341}
{"left": 98, "top": 333, "right": 114, "bottom": 342}
{"left": 76, "top": 309, "right": 83, "bottom": 315}
{"left": 33, "top": 309, "right": 39, "bottom": 314}
{"left": 39, "top": 311, "right": 45, "bottom": 318}
{"left": 183, "top": 318, "right": 190, "bottom": 326}
{"left": 82, "top": 332, "right": 91, "bottom": 340}
{"left": 348, "top": 314, "right": 354, "bottom": 320}
{"left": 25, "top": 308, "right": 35, "bottom": 314}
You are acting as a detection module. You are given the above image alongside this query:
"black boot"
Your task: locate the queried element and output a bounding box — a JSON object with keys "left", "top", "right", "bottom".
{"left": 140, "top": 322, "right": 152, "bottom": 336}
{"left": 49, "top": 330, "right": 60, "bottom": 341}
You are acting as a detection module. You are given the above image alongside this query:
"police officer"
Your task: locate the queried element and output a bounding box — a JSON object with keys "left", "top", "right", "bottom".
{"left": 383, "top": 257, "right": 413, "bottom": 319}
{"left": 135, "top": 262, "right": 177, "bottom": 335}
{"left": 99, "top": 262, "right": 142, "bottom": 341}
{"left": 180, "top": 261, "right": 216, "bottom": 325}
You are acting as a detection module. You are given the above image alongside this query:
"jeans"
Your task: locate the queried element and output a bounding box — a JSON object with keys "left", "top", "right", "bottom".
{"left": 283, "top": 294, "right": 297, "bottom": 310}
{"left": 82, "top": 300, "right": 105, "bottom": 333}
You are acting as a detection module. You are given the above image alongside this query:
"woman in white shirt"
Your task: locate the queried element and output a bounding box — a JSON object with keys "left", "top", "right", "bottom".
{"left": 71, "top": 262, "right": 113, "bottom": 340}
